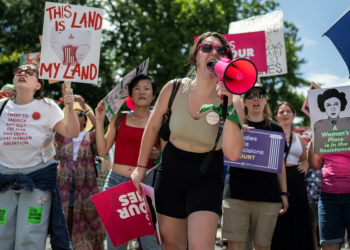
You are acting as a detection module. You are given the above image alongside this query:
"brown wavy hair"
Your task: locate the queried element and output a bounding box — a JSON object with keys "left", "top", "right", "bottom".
{"left": 188, "top": 32, "right": 233, "bottom": 68}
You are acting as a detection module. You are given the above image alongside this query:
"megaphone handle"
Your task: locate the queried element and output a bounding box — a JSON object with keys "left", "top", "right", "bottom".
{"left": 222, "top": 96, "right": 228, "bottom": 121}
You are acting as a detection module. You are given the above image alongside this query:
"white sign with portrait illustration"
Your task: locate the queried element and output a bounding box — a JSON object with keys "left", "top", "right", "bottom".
{"left": 40, "top": 2, "right": 104, "bottom": 84}
{"left": 228, "top": 10, "right": 287, "bottom": 77}
{"left": 308, "top": 86, "right": 350, "bottom": 154}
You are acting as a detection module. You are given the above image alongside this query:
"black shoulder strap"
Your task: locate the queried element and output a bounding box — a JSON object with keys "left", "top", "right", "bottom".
{"left": 167, "top": 78, "right": 182, "bottom": 109}
{"left": 284, "top": 132, "right": 293, "bottom": 163}
{"left": 0, "top": 99, "right": 9, "bottom": 117}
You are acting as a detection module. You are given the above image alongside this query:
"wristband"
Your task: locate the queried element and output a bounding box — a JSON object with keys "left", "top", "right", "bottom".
{"left": 84, "top": 109, "right": 90, "bottom": 116}
{"left": 137, "top": 164, "right": 147, "bottom": 169}
{"left": 58, "top": 98, "right": 64, "bottom": 104}
{"left": 280, "top": 192, "right": 289, "bottom": 197}
{"left": 226, "top": 103, "right": 242, "bottom": 129}
{"left": 154, "top": 150, "right": 162, "bottom": 165}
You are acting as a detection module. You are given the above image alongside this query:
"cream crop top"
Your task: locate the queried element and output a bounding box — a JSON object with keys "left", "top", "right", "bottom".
{"left": 169, "top": 80, "right": 223, "bottom": 148}
{"left": 285, "top": 132, "right": 303, "bottom": 165}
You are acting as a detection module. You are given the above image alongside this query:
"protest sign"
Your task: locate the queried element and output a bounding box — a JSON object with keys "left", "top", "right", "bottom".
{"left": 19, "top": 53, "right": 41, "bottom": 69}
{"left": 301, "top": 82, "right": 321, "bottom": 117}
{"left": 91, "top": 181, "right": 158, "bottom": 247}
{"left": 40, "top": 2, "right": 103, "bottom": 84}
{"left": 224, "top": 129, "right": 285, "bottom": 174}
{"left": 228, "top": 10, "right": 287, "bottom": 77}
{"left": 140, "top": 183, "right": 161, "bottom": 245}
{"left": 194, "top": 32, "right": 267, "bottom": 72}
{"left": 292, "top": 126, "right": 312, "bottom": 147}
{"left": 308, "top": 85, "right": 350, "bottom": 154}
{"left": 103, "top": 58, "right": 149, "bottom": 121}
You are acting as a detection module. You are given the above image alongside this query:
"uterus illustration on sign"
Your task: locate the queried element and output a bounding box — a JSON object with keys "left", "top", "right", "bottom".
{"left": 50, "top": 27, "right": 92, "bottom": 66}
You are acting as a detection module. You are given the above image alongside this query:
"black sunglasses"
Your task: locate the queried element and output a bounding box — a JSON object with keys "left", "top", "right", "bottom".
{"left": 244, "top": 93, "right": 266, "bottom": 100}
{"left": 76, "top": 112, "right": 85, "bottom": 117}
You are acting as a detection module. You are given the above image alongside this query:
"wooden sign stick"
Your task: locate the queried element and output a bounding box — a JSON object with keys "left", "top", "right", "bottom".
{"left": 64, "top": 81, "right": 71, "bottom": 124}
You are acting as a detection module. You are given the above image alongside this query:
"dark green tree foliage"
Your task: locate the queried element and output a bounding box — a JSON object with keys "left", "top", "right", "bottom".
{"left": 1, "top": 0, "right": 310, "bottom": 126}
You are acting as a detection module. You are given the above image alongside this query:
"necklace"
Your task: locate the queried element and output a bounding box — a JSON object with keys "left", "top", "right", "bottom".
{"left": 14, "top": 97, "right": 34, "bottom": 104}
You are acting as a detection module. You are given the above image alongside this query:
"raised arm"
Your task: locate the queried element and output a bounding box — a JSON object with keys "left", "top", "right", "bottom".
{"left": 308, "top": 139, "right": 324, "bottom": 170}
{"left": 53, "top": 90, "right": 80, "bottom": 138}
{"left": 95, "top": 101, "right": 118, "bottom": 157}
{"left": 222, "top": 94, "right": 244, "bottom": 161}
{"left": 296, "top": 134, "right": 309, "bottom": 175}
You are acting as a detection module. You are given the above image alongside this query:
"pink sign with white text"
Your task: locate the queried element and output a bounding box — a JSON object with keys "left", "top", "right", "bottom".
{"left": 91, "top": 181, "right": 159, "bottom": 247}
{"left": 194, "top": 31, "right": 267, "bottom": 72}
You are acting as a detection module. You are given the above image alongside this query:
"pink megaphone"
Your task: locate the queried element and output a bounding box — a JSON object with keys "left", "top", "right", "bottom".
{"left": 209, "top": 57, "right": 258, "bottom": 95}
{"left": 125, "top": 96, "right": 135, "bottom": 110}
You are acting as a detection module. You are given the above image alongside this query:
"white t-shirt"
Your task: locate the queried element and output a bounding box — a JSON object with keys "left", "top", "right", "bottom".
{"left": 72, "top": 130, "right": 87, "bottom": 162}
{"left": 0, "top": 98, "right": 64, "bottom": 168}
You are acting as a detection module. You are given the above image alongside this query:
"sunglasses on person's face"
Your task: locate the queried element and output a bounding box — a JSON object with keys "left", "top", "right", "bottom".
{"left": 196, "top": 43, "right": 229, "bottom": 56}
{"left": 13, "top": 68, "right": 37, "bottom": 77}
{"left": 0, "top": 92, "right": 13, "bottom": 99}
{"left": 76, "top": 112, "right": 85, "bottom": 118}
{"left": 245, "top": 93, "right": 266, "bottom": 100}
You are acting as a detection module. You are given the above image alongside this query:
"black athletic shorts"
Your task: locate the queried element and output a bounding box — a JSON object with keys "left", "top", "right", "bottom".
{"left": 154, "top": 142, "right": 224, "bottom": 219}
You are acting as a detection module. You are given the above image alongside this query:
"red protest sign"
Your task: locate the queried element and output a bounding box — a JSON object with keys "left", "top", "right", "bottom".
{"left": 194, "top": 31, "right": 267, "bottom": 72}
{"left": 301, "top": 81, "right": 321, "bottom": 117}
{"left": 91, "top": 181, "right": 156, "bottom": 247}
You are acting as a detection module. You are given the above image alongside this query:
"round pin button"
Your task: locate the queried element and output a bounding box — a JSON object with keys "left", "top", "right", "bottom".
{"left": 206, "top": 112, "right": 220, "bottom": 125}
{"left": 32, "top": 112, "right": 41, "bottom": 120}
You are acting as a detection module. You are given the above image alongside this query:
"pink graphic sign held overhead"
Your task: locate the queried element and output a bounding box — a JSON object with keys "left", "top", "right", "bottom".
{"left": 195, "top": 32, "right": 267, "bottom": 72}
{"left": 91, "top": 181, "right": 159, "bottom": 247}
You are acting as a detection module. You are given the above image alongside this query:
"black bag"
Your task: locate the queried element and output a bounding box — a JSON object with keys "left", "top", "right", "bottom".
{"left": 158, "top": 79, "right": 182, "bottom": 141}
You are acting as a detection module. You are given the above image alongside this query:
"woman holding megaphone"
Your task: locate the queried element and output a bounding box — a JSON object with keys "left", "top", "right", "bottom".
{"left": 131, "top": 32, "right": 245, "bottom": 250}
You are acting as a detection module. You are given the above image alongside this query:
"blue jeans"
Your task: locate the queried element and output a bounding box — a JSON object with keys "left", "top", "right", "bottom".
{"left": 103, "top": 170, "right": 161, "bottom": 250}
{"left": 318, "top": 191, "right": 350, "bottom": 246}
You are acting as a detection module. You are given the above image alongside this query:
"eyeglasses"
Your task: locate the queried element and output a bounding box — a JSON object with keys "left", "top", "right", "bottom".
{"left": 244, "top": 93, "right": 266, "bottom": 100}
{"left": 0, "top": 92, "right": 13, "bottom": 99}
{"left": 13, "top": 67, "right": 37, "bottom": 77}
{"left": 196, "top": 43, "right": 229, "bottom": 56}
{"left": 76, "top": 112, "right": 85, "bottom": 117}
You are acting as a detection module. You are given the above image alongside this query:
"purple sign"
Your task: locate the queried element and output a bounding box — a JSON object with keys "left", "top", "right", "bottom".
{"left": 224, "top": 129, "right": 286, "bottom": 174}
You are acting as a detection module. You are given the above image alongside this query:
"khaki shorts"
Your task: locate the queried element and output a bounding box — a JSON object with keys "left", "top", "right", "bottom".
{"left": 221, "top": 198, "right": 281, "bottom": 246}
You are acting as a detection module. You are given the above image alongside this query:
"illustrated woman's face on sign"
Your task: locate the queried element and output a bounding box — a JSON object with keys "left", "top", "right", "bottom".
{"left": 324, "top": 97, "right": 341, "bottom": 119}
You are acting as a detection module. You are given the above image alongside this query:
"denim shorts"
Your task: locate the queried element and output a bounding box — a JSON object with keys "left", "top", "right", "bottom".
{"left": 318, "top": 191, "right": 350, "bottom": 246}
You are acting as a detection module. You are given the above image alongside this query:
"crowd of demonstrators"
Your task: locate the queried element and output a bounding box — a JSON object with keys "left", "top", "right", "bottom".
{"left": 55, "top": 88, "right": 104, "bottom": 249}
{"left": 0, "top": 64, "right": 80, "bottom": 249}
{"left": 2, "top": 38, "right": 350, "bottom": 250}
{"left": 131, "top": 32, "right": 244, "bottom": 250}
{"left": 271, "top": 102, "right": 314, "bottom": 250}
{"left": 221, "top": 83, "right": 288, "bottom": 250}
{"left": 95, "top": 74, "right": 162, "bottom": 250}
